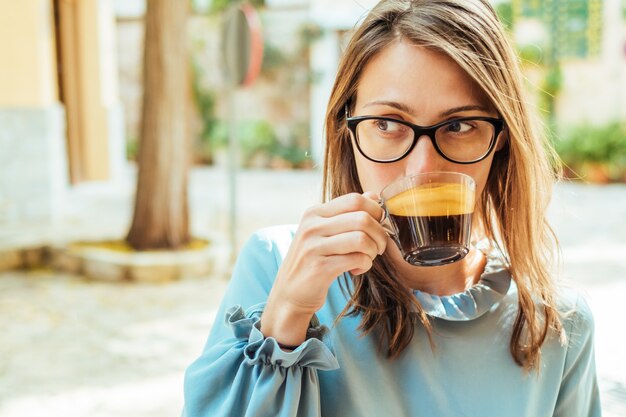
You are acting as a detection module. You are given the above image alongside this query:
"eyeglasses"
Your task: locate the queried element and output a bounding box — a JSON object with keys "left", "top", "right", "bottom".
{"left": 346, "top": 112, "right": 505, "bottom": 164}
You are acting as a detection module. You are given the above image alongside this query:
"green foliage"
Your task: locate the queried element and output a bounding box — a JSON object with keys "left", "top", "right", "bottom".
{"left": 274, "top": 122, "right": 312, "bottom": 167}
{"left": 261, "top": 43, "right": 289, "bottom": 78}
{"left": 261, "top": 22, "right": 322, "bottom": 81}
{"left": 189, "top": 10, "right": 316, "bottom": 168}
{"left": 126, "top": 137, "right": 139, "bottom": 161}
{"left": 542, "top": 65, "right": 563, "bottom": 97}
{"left": 517, "top": 44, "right": 544, "bottom": 66}
{"left": 495, "top": 2, "right": 514, "bottom": 31}
{"left": 209, "top": 0, "right": 265, "bottom": 14}
{"left": 191, "top": 60, "right": 223, "bottom": 162}
{"left": 554, "top": 122, "right": 626, "bottom": 180}
{"left": 207, "top": 120, "right": 281, "bottom": 159}
{"left": 494, "top": 2, "right": 562, "bottom": 124}
{"left": 298, "top": 22, "right": 323, "bottom": 45}
{"left": 205, "top": 120, "right": 312, "bottom": 168}
{"left": 238, "top": 120, "right": 279, "bottom": 158}
{"left": 538, "top": 64, "right": 563, "bottom": 124}
{"left": 274, "top": 144, "right": 310, "bottom": 167}
{"left": 191, "top": 62, "right": 219, "bottom": 143}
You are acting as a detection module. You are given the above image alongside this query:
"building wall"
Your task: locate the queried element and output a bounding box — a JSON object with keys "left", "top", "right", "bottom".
{"left": 0, "top": 0, "right": 58, "bottom": 107}
{"left": 0, "top": 0, "right": 126, "bottom": 227}
{"left": 0, "top": 0, "right": 68, "bottom": 225}
{"left": 0, "top": 106, "right": 68, "bottom": 224}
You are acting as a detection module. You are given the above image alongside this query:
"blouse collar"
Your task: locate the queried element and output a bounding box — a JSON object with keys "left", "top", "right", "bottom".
{"left": 412, "top": 240, "right": 512, "bottom": 321}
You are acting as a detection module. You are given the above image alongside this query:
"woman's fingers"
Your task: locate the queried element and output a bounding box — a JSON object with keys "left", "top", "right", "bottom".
{"left": 323, "top": 252, "right": 374, "bottom": 279}
{"left": 313, "top": 192, "right": 383, "bottom": 222}
{"left": 300, "top": 226, "right": 384, "bottom": 280}
{"left": 312, "top": 211, "right": 387, "bottom": 255}
{"left": 301, "top": 192, "right": 387, "bottom": 255}
{"left": 273, "top": 192, "right": 388, "bottom": 310}
{"left": 316, "top": 230, "right": 381, "bottom": 260}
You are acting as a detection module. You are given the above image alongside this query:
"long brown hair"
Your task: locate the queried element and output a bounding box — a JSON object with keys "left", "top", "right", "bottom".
{"left": 322, "top": 0, "right": 563, "bottom": 370}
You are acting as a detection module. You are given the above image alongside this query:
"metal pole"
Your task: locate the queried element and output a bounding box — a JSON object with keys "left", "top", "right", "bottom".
{"left": 227, "top": 88, "right": 238, "bottom": 262}
{"left": 221, "top": 3, "right": 263, "bottom": 263}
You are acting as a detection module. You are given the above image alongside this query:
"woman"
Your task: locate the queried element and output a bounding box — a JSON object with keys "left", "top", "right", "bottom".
{"left": 183, "top": 1, "right": 600, "bottom": 416}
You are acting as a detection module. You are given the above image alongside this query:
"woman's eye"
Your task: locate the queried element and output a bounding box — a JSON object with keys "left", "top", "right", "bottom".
{"left": 375, "top": 119, "right": 401, "bottom": 133}
{"left": 446, "top": 121, "right": 473, "bottom": 133}
{"left": 375, "top": 120, "right": 389, "bottom": 131}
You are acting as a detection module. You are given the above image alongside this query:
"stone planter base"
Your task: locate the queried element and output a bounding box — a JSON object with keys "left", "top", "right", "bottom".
{"left": 1, "top": 240, "right": 218, "bottom": 283}
{"left": 53, "top": 241, "right": 217, "bottom": 282}
{"left": 0, "top": 246, "right": 50, "bottom": 271}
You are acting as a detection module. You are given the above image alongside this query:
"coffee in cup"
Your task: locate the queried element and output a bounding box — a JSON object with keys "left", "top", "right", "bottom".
{"left": 380, "top": 172, "right": 475, "bottom": 266}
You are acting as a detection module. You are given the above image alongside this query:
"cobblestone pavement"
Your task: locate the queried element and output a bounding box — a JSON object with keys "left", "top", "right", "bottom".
{"left": 1, "top": 167, "right": 625, "bottom": 416}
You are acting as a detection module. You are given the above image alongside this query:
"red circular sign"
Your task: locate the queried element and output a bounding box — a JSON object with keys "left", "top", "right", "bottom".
{"left": 221, "top": 4, "right": 264, "bottom": 88}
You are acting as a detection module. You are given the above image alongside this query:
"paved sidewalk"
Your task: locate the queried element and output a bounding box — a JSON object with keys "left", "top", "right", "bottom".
{"left": 1, "top": 166, "right": 625, "bottom": 416}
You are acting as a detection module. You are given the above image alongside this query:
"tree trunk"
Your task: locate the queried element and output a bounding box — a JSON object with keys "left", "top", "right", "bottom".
{"left": 126, "top": 0, "right": 190, "bottom": 250}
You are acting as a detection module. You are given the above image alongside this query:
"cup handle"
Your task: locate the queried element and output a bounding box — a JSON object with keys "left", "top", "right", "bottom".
{"left": 378, "top": 202, "right": 396, "bottom": 237}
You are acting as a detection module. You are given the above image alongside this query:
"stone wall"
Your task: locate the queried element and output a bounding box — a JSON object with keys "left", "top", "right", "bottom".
{"left": 0, "top": 105, "right": 68, "bottom": 224}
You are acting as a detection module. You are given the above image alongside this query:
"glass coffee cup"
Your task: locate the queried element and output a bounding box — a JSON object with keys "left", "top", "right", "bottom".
{"left": 380, "top": 172, "right": 476, "bottom": 267}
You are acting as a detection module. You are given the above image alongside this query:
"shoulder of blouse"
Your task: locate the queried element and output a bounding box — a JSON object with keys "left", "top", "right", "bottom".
{"left": 556, "top": 288, "right": 595, "bottom": 333}
{"left": 549, "top": 288, "right": 596, "bottom": 364}
{"left": 245, "top": 224, "right": 298, "bottom": 258}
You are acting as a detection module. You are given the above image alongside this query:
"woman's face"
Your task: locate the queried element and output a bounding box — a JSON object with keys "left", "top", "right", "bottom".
{"left": 352, "top": 40, "right": 502, "bottom": 197}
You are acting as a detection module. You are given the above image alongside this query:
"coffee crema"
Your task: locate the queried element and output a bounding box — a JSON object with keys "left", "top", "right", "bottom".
{"left": 384, "top": 182, "right": 474, "bottom": 217}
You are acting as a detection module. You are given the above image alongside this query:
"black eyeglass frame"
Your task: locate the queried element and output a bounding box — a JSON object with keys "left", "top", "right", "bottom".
{"left": 346, "top": 112, "right": 505, "bottom": 165}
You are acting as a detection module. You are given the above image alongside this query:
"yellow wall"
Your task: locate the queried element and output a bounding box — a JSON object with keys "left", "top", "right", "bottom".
{"left": 0, "top": 0, "right": 120, "bottom": 182}
{"left": 0, "top": 0, "right": 58, "bottom": 107}
{"left": 77, "top": 0, "right": 113, "bottom": 180}
{"left": 57, "top": 0, "right": 118, "bottom": 181}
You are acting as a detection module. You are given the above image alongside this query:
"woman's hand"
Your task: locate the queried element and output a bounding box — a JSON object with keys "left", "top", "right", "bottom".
{"left": 260, "top": 192, "right": 388, "bottom": 348}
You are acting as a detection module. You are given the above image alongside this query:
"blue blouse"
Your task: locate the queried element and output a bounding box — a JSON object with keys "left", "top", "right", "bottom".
{"left": 183, "top": 225, "right": 601, "bottom": 417}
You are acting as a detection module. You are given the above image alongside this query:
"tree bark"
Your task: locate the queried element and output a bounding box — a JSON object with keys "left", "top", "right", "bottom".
{"left": 126, "top": 0, "right": 190, "bottom": 250}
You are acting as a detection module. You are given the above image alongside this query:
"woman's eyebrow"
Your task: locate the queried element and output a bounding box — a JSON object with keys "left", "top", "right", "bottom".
{"left": 439, "top": 105, "right": 491, "bottom": 117}
{"left": 362, "top": 100, "right": 416, "bottom": 115}
{"left": 362, "top": 101, "right": 491, "bottom": 117}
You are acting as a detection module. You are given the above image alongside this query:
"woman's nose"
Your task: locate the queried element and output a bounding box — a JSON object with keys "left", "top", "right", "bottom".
{"left": 403, "top": 134, "right": 445, "bottom": 175}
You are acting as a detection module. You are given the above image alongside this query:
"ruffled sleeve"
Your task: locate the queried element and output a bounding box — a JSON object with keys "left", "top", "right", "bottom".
{"left": 228, "top": 304, "right": 338, "bottom": 370}
{"left": 182, "top": 227, "right": 339, "bottom": 417}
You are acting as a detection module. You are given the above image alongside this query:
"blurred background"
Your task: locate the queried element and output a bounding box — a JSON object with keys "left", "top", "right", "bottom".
{"left": 0, "top": 0, "right": 625, "bottom": 416}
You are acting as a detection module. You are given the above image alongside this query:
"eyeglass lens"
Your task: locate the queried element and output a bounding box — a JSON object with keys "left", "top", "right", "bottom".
{"left": 355, "top": 118, "right": 495, "bottom": 162}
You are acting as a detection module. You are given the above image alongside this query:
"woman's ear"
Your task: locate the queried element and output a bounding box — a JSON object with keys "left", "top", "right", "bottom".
{"left": 495, "top": 126, "right": 509, "bottom": 152}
